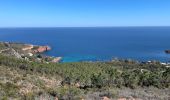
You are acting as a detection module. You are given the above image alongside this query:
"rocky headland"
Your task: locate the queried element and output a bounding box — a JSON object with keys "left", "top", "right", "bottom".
{"left": 0, "top": 42, "right": 62, "bottom": 63}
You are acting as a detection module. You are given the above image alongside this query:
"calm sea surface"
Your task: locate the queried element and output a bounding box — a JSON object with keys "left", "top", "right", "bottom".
{"left": 0, "top": 27, "right": 170, "bottom": 62}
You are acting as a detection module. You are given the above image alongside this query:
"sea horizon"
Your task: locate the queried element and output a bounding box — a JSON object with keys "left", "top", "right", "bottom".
{"left": 1, "top": 27, "right": 170, "bottom": 62}
{"left": 0, "top": 26, "right": 170, "bottom": 28}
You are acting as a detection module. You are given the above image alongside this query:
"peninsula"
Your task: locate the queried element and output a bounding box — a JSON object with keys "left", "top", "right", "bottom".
{"left": 0, "top": 42, "right": 62, "bottom": 63}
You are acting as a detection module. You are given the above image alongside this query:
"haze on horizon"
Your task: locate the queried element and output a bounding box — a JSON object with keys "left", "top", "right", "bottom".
{"left": 0, "top": 0, "right": 170, "bottom": 27}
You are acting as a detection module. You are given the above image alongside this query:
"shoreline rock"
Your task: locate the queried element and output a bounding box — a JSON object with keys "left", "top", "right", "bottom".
{"left": 32, "top": 46, "right": 51, "bottom": 53}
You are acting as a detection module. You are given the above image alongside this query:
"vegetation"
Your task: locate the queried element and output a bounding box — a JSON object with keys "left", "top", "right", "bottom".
{"left": 0, "top": 54, "right": 169, "bottom": 99}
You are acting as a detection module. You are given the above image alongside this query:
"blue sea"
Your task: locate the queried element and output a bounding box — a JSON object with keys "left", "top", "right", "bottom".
{"left": 0, "top": 27, "right": 170, "bottom": 62}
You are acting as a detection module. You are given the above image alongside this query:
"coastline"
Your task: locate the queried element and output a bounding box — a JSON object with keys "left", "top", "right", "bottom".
{"left": 0, "top": 41, "right": 62, "bottom": 63}
{"left": 1, "top": 41, "right": 170, "bottom": 65}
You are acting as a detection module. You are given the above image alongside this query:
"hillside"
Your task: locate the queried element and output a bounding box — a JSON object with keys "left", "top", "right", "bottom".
{"left": 0, "top": 42, "right": 169, "bottom": 100}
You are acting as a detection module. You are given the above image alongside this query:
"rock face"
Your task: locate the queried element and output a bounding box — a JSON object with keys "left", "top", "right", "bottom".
{"left": 33, "top": 46, "right": 51, "bottom": 53}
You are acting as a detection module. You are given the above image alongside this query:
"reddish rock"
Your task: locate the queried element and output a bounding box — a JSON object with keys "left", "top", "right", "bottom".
{"left": 33, "top": 46, "right": 51, "bottom": 53}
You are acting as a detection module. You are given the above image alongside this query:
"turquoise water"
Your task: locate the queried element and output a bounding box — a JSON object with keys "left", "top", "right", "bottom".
{"left": 0, "top": 27, "right": 170, "bottom": 62}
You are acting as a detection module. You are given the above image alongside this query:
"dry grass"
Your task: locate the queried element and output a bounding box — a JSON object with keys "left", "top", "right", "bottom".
{"left": 0, "top": 65, "right": 62, "bottom": 99}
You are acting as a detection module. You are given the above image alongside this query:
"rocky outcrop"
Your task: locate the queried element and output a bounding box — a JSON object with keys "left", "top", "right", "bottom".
{"left": 21, "top": 43, "right": 51, "bottom": 54}
{"left": 0, "top": 42, "right": 62, "bottom": 63}
{"left": 33, "top": 46, "right": 51, "bottom": 53}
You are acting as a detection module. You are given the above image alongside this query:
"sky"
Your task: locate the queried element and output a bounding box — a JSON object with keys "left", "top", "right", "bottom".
{"left": 0, "top": 0, "right": 170, "bottom": 27}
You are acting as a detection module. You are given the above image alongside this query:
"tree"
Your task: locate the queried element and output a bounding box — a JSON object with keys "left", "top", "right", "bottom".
{"left": 91, "top": 73, "right": 106, "bottom": 88}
